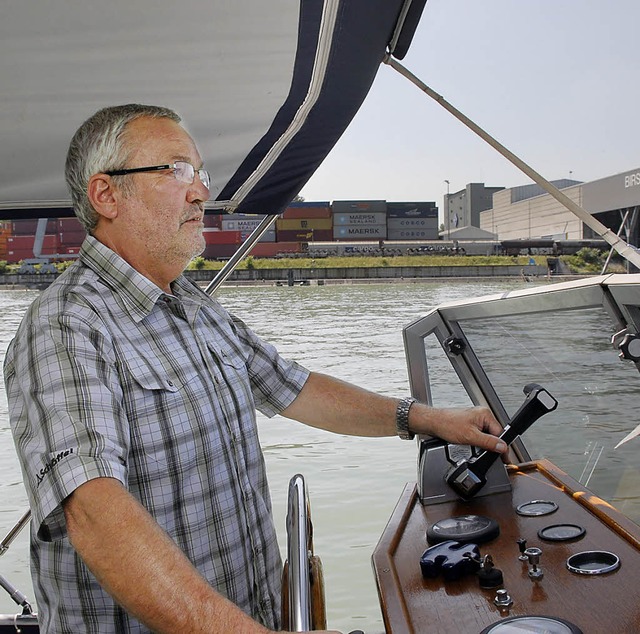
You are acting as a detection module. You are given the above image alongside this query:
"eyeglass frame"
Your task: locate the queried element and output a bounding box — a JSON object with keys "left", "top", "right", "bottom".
{"left": 104, "top": 161, "right": 210, "bottom": 190}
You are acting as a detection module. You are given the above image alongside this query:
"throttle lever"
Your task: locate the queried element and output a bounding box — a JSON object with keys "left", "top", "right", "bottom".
{"left": 446, "top": 383, "right": 558, "bottom": 500}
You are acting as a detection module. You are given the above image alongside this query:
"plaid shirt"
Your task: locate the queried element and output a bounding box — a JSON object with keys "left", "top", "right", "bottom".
{"left": 5, "top": 235, "right": 309, "bottom": 633}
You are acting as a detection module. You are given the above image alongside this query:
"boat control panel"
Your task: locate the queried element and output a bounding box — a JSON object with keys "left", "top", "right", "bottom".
{"left": 373, "top": 383, "right": 640, "bottom": 633}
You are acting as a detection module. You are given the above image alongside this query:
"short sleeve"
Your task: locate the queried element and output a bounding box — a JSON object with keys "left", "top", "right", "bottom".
{"left": 5, "top": 300, "right": 130, "bottom": 541}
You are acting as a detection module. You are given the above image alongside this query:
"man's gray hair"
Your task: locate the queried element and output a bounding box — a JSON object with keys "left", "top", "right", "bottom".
{"left": 65, "top": 104, "right": 181, "bottom": 232}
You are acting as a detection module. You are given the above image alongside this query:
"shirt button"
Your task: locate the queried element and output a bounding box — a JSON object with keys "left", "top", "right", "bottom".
{"left": 167, "top": 380, "right": 174, "bottom": 387}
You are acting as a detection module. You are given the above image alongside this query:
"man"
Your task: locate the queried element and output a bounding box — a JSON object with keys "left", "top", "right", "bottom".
{"left": 5, "top": 104, "right": 506, "bottom": 633}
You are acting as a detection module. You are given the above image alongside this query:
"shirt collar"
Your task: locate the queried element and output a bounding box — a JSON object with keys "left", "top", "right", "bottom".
{"left": 79, "top": 235, "right": 182, "bottom": 322}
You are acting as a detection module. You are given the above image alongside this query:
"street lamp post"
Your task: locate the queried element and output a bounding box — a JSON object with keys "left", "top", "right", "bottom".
{"left": 444, "top": 180, "right": 450, "bottom": 240}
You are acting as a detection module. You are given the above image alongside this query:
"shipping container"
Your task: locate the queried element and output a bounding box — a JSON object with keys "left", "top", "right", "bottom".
{"left": 57, "top": 217, "right": 84, "bottom": 232}
{"left": 240, "top": 229, "right": 276, "bottom": 242}
{"left": 201, "top": 243, "right": 240, "bottom": 259}
{"left": 222, "top": 219, "right": 261, "bottom": 231}
{"left": 387, "top": 228, "right": 439, "bottom": 240}
{"left": 386, "top": 202, "right": 438, "bottom": 218}
{"left": 276, "top": 218, "right": 332, "bottom": 231}
{"left": 333, "top": 225, "right": 387, "bottom": 240}
{"left": 333, "top": 212, "right": 386, "bottom": 226}
{"left": 12, "top": 219, "right": 58, "bottom": 234}
{"left": 248, "top": 242, "right": 302, "bottom": 257}
{"left": 282, "top": 203, "right": 331, "bottom": 219}
{"left": 387, "top": 217, "right": 439, "bottom": 229}
{"left": 7, "top": 234, "right": 59, "bottom": 251}
{"left": 58, "top": 231, "right": 86, "bottom": 247}
{"left": 332, "top": 200, "right": 386, "bottom": 213}
{"left": 220, "top": 213, "right": 269, "bottom": 221}
{"left": 6, "top": 249, "right": 37, "bottom": 263}
{"left": 277, "top": 229, "right": 333, "bottom": 242}
{"left": 203, "top": 229, "right": 242, "bottom": 245}
{"left": 203, "top": 214, "right": 222, "bottom": 229}
{"left": 0, "top": 224, "right": 10, "bottom": 259}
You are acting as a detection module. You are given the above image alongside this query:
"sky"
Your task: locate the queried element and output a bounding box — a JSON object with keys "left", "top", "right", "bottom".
{"left": 299, "top": 0, "right": 640, "bottom": 221}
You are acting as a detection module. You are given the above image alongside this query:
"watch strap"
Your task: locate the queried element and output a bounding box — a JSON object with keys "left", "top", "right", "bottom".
{"left": 396, "top": 397, "right": 417, "bottom": 440}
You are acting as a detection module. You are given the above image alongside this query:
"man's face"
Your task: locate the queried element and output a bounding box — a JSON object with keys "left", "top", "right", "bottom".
{"left": 103, "top": 116, "right": 209, "bottom": 280}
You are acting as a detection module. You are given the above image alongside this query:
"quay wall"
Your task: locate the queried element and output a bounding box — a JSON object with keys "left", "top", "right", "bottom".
{"left": 0, "top": 264, "right": 548, "bottom": 289}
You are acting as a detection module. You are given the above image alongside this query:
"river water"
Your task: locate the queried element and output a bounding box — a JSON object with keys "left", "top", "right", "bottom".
{"left": 0, "top": 278, "right": 636, "bottom": 632}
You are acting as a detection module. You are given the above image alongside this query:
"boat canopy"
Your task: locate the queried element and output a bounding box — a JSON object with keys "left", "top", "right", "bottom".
{"left": 0, "top": 0, "right": 427, "bottom": 220}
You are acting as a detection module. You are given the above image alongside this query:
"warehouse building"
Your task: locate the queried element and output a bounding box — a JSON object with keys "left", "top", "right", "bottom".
{"left": 479, "top": 168, "right": 640, "bottom": 247}
{"left": 442, "top": 182, "right": 504, "bottom": 239}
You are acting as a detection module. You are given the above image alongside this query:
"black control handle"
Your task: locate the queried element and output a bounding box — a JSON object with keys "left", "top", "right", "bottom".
{"left": 446, "top": 383, "right": 558, "bottom": 500}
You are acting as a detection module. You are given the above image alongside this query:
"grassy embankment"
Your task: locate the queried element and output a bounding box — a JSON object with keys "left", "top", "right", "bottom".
{"left": 185, "top": 247, "right": 624, "bottom": 275}
{"left": 0, "top": 248, "right": 625, "bottom": 275}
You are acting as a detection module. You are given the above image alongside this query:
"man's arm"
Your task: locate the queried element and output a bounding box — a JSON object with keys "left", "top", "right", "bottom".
{"left": 64, "top": 477, "right": 272, "bottom": 634}
{"left": 64, "top": 478, "right": 343, "bottom": 634}
{"left": 282, "top": 371, "right": 507, "bottom": 453}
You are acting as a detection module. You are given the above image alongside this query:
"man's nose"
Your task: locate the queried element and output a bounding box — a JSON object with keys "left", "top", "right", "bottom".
{"left": 188, "top": 175, "right": 210, "bottom": 203}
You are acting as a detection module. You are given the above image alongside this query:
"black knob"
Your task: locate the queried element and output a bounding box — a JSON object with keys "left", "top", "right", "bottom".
{"left": 478, "top": 566, "right": 504, "bottom": 589}
{"left": 444, "top": 336, "right": 466, "bottom": 356}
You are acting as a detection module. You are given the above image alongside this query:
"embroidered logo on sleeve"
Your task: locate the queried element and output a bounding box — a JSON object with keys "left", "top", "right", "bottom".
{"left": 35, "top": 448, "right": 75, "bottom": 487}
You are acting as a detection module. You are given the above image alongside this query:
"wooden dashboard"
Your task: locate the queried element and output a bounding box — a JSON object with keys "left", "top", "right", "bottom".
{"left": 372, "top": 460, "right": 640, "bottom": 634}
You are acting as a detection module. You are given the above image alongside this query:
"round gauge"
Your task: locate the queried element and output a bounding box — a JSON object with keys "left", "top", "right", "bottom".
{"left": 538, "top": 523, "right": 586, "bottom": 542}
{"left": 426, "top": 514, "right": 500, "bottom": 545}
{"left": 566, "top": 551, "right": 620, "bottom": 575}
{"left": 479, "top": 615, "right": 583, "bottom": 633}
{"left": 515, "top": 500, "right": 559, "bottom": 517}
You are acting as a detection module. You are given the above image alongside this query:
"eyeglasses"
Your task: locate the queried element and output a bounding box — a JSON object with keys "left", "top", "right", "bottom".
{"left": 104, "top": 161, "right": 210, "bottom": 190}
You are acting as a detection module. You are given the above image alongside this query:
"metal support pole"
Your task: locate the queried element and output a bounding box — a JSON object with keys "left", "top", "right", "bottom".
{"left": 384, "top": 55, "right": 640, "bottom": 269}
{"left": 204, "top": 215, "right": 279, "bottom": 295}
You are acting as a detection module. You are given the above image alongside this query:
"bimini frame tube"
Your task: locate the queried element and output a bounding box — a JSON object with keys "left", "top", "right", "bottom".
{"left": 204, "top": 214, "right": 278, "bottom": 295}
{"left": 384, "top": 55, "right": 640, "bottom": 270}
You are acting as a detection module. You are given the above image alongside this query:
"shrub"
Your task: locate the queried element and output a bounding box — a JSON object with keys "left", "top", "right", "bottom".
{"left": 190, "top": 256, "right": 206, "bottom": 270}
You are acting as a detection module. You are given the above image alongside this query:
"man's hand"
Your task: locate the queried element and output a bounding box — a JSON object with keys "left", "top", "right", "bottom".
{"left": 410, "top": 404, "right": 507, "bottom": 453}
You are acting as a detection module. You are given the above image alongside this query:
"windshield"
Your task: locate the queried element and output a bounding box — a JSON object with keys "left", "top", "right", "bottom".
{"left": 405, "top": 275, "right": 640, "bottom": 526}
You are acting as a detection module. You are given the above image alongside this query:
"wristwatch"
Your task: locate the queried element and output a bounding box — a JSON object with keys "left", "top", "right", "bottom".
{"left": 396, "top": 397, "right": 417, "bottom": 440}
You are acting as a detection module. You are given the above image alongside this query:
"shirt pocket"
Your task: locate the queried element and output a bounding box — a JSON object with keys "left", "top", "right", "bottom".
{"left": 119, "top": 355, "right": 202, "bottom": 469}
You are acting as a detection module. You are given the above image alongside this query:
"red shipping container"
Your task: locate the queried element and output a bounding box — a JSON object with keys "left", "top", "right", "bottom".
{"left": 7, "top": 234, "right": 59, "bottom": 251}
{"left": 248, "top": 242, "right": 302, "bottom": 258}
{"left": 203, "top": 230, "right": 242, "bottom": 245}
{"left": 58, "top": 231, "right": 86, "bottom": 247}
{"left": 276, "top": 229, "right": 333, "bottom": 242}
{"left": 57, "top": 217, "right": 84, "bottom": 232}
{"left": 201, "top": 244, "right": 239, "bottom": 259}
{"left": 203, "top": 214, "right": 222, "bottom": 229}
{"left": 12, "top": 219, "right": 58, "bottom": 234}
{"left": 6, "top": 249, "right": 36, "bottom": 263}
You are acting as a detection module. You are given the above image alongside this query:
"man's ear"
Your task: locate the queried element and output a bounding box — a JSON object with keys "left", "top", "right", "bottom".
{"left": 87, "top": 173, "right": 119, "bottom": 219}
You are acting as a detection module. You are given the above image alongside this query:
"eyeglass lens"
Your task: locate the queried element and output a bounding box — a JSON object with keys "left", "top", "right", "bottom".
{"left": 174, "top": 161, "right": 210, "bottom": 190}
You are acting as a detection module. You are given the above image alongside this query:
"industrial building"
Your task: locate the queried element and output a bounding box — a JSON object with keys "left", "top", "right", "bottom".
{"left": 442, "top": 182, "right": 504, "bottom": 239}
{"left": 477, "top": 167, "right": 640, "bottom": 247}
